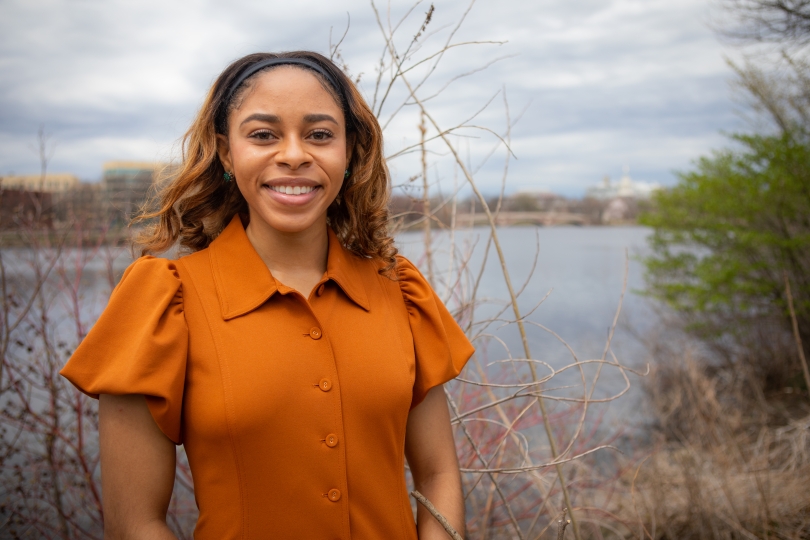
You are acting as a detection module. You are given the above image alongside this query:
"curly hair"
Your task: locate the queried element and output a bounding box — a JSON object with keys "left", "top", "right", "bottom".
{"left": 134, "top": 51, "right": 397, "bottom": 274}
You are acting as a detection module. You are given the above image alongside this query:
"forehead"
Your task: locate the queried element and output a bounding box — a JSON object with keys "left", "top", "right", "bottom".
{"left": 235, "top": 66, "right": 343, "bottom": 115}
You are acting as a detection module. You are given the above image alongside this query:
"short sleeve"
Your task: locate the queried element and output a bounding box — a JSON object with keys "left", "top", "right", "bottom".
{"left": 397, "top": 256, "right": 475, "bottom": 409}
{"left": 60, "top": 256, "right": 188, "bottom": 444}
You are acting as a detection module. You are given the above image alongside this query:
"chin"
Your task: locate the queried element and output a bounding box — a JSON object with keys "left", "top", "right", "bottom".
{"left": 265, "top": 215, "right": 324, "bottom": 235}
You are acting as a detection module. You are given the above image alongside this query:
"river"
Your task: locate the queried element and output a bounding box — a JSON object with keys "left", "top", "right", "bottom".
{"left": 398, "top": 225, "right": 658, "bottom": 425}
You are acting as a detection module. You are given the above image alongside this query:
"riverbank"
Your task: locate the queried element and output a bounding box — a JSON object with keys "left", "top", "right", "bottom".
{"left": 627, "top": 333, "right": 810, "bottom": 538}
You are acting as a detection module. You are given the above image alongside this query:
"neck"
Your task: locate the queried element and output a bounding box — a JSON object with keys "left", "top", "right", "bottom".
{"left": 244, "top": 214, "right": 329, "bottom": 297}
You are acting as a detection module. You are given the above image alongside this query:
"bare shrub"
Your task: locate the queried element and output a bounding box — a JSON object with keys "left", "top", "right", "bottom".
{"left": 629, "top": 327, "right": 810, "bottom": 538}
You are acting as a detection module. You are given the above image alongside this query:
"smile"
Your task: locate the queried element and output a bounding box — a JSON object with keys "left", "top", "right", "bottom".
{"left": 268, "top": 185, "right": 317, "bottom": 195}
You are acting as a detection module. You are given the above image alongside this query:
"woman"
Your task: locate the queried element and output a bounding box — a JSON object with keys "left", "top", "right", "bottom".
{"left": 61, "top": 51, "right": 473, "bottom": 539}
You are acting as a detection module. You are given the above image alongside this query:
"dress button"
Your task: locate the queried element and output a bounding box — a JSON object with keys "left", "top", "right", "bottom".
{"left": 310, "top": 327, "right": 322, "bottom": 340}
{"left": 318, "top": 378, "right": 332, "bottom": 392}
{"left": 328, "top": 489, "right": 341, "bottom": 502}
{"left": 317, "top": 284, "right": 325, "bottom": 296}
{"left": 325, "top": 434, "right": 338, "bottom": 448}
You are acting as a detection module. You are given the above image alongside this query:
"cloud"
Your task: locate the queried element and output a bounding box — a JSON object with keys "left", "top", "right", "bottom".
{"left": 0, "top": 0, "right": 742, "bottom": 194}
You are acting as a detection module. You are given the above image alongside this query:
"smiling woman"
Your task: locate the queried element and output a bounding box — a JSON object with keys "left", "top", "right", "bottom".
{"left": 58, "top": 51, "right": 474, "bottom": 540}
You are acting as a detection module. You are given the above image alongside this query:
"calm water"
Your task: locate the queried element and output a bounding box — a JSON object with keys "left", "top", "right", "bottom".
{"left": 398, "top": 226, "right": 658, "bottom": 424}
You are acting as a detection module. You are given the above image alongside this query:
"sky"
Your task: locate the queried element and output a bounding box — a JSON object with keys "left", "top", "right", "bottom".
{"left": 0, "top": 0, "right": 746, "bottom": 196}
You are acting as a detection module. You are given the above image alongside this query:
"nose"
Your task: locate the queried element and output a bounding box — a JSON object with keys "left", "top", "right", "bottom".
{"left": 275, "top": 136, "right": 311, "bottom": 170}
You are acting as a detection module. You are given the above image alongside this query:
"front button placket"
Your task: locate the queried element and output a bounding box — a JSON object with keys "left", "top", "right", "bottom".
{"left": 298, "top": 292, "right": 349, "bottom": 537}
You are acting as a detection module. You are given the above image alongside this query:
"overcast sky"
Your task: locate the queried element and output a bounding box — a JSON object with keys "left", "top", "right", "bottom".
{"left": 0, "top": 0, "right": 745, "bottom": 196}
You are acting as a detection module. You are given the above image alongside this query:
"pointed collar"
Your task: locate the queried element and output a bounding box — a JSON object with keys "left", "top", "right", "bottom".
{"left": 209, "top": 216, "right": 370, "bottom": 320}
{"left": 324, "top": 227, "right": 371, "bottom": 312}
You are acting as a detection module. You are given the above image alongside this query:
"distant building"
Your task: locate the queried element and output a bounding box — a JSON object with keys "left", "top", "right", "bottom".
{"left": 0, "top": 190, "right": 54, "bottom": 229}
{"left": 102, "top": 161, "right": 166, "bottom": 224}
{"left": 586, "top": 167, "right": 661, "bottom": 200}
{"left": 55, "top": 182, "right": 104, "bottom": 224}
{"left": 0, "top": 174, "right": 77, "bottom": 229}
{"left": 0, "top": 173, "right": 80, "bottom": 193}
{"left": 601, "top": 197, "right": 631, "bottom": 224}
{"left": 0, "top": 161, "right": 180, "bottom": 231}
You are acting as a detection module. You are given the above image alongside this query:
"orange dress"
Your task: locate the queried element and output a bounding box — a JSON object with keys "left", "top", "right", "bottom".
{"left": 60, "top": 215, "right": 474, "bottom": 539}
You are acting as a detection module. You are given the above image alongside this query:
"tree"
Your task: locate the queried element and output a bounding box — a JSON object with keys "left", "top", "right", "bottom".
{"left": 638, "top": 0, "right": 810, "bottom": 393}
{"left": 640, "top": 132, "right": 810, "bottom": 386}
{"left": 722, "top": 0, "right": 810, "bottom": 47}
{"left": 720, "top": 1, "right": 810, "bottom": 135}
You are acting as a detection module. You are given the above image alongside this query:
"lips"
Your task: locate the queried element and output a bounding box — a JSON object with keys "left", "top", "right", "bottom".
{"left": 261, "top": 177, "right": 322, "bottom": 206}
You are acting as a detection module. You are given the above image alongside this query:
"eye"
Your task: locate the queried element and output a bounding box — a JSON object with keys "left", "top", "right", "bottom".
{"left": 249, "top": 129, "right": 275, "bottom": 141}
{"left": 309, "top": 129, "right": 334, "bottom": 141}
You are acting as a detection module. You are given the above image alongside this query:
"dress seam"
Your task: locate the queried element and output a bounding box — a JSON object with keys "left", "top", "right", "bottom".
{"left": 398, "top": 446, "right": 415, "bottom": 538}
{"left": 385, "top": 273, "right": 421, "bottom": 538}
{"left": 179, "top": 256, "right": 249, "bottom": 539}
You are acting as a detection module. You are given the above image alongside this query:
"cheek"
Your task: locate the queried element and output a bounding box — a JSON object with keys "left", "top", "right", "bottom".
{"left": 227, "top": 134, "right": 266, "bottom": 163}
{"left": 232, "top": 145, "right": 263, "bottom": 170}
{"left": 328, "top": 146, "right": 350, "bottom": 173}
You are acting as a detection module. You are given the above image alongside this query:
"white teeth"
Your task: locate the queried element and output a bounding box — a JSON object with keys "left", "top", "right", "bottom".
{"left": 269, "top": 185, "right": 314, "bottom": 195}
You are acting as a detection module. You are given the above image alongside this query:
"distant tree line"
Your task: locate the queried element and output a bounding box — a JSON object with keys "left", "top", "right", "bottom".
{"left": 390, "top": 191, "right": 647, "bottom": 229}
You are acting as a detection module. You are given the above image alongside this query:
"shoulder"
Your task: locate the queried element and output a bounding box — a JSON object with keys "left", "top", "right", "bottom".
{"left": 114, "top": 255, "right": 184, "bottom": 302}
{"left": 393, "top": 255, "right": 433, "bottom": 304}
{"left": 120, "top": 255, "right": 181, "bottom": 282}
{"left": 355, "top": 253, "right": 430, "bottom": 291}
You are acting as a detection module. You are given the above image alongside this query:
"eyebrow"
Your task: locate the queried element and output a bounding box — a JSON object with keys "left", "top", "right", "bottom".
{"left": 240, "top": 112, "right": 339, "bottom": 127}
{"left": 304, "top": 113, "right": 339, "bottom": 125}
{"left": 240, "top": 113, "right": 280, "bottom": 126}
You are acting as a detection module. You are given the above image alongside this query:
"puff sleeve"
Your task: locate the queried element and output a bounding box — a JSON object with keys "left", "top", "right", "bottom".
{"left": 60, "top": 256, "right": 188, "bottom": 444}
{"left": 397, "top": 256, "right": 475, "bottom": 408}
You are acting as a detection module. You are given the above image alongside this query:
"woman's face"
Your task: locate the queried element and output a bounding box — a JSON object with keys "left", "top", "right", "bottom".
{"left": 218, "top": 66, "right": 351, "bottom": 236}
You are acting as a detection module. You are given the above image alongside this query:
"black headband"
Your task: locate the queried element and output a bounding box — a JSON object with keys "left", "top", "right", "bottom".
{"left": 223, "top": 57, "right": 342, "bottom": 108}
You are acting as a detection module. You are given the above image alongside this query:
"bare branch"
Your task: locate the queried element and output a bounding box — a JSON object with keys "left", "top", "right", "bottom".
{"left": 411, "top": 490, "right": 464, "bottom": 540}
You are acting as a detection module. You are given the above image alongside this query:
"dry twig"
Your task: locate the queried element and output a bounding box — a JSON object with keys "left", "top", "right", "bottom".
{"left": 556, "top": 508, "right": 571, "bottom": 540}
{"left": 411, "top": 490, "right": 464, "bottom": 540}
{"left": 784, "top": 270, "right": 810, "bottom": 397}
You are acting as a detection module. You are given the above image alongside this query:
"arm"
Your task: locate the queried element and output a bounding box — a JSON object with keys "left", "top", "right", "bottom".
{"left": 405, "top": 385, "right": 465, "bottom": 539}
{"left": 99, "top": 394, "right": 178, "bottom": 540}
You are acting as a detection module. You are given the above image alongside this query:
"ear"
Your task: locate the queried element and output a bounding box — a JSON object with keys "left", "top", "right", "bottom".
{"left": 216, "top": 134, "right": 233, "bottom": 173}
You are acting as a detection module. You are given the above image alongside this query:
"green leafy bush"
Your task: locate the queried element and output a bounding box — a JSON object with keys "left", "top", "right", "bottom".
{"left": 640, "top": 132, "right": 810, "bottom": 388}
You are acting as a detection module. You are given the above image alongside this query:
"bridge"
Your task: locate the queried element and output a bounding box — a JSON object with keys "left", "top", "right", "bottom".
{"left": 454, "top": 211, "right": 589, "bottom": 227}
